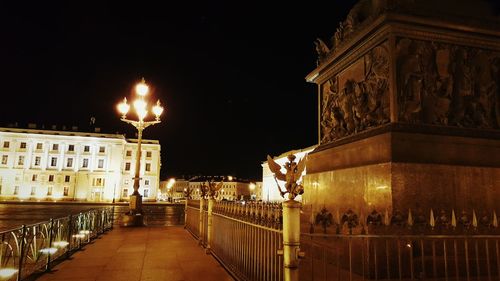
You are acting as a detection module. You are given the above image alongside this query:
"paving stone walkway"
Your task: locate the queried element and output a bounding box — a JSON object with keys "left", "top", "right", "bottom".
{"left": 36, "top": 226, "right": 234, "bottom": 281}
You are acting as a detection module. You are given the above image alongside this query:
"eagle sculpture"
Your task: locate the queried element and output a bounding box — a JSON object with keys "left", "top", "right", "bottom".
{"left": 267, "top": 154, "right": 306, "bottom": 200}
{"left": 206, "top": 178, "right": 224, "bottom": 199}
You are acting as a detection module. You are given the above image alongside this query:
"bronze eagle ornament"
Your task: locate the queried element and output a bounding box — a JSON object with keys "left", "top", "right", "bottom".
{"left": 266, "top": 154, "right": 306, "bottom": 200}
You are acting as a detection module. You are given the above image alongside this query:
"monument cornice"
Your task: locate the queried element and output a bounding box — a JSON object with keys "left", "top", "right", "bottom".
{"left": 306, "top": 15, "right": 390, "bottom": 84}
{"left": 312, "top": 123, "right": 500, "bottom": 155}
{"left": 306, "top": 12, "right": 500, "bottom": 85}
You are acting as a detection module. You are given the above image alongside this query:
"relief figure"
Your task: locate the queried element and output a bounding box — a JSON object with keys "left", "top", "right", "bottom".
{"left": 320, "top": 42, "right": 390, "bottom": 143}
{"left": 398, "top": 40, "right": 424, "bottom": 123}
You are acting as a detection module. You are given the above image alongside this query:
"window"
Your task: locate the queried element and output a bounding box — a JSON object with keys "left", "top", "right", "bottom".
{"left": 65, "top": 175, "right": 70, "bottom": 183}
{"left": 125, "top": 162, "right": 131, "bottom": 171}
{"left": 126, "top": 150, "right": 132, "bottom": 157}
{"left": 34, "top": 156, "right": 41, "bottom": 166}
{"left": 145, "top": 179, "right": 150, "bottom": 186}
{"left": 145, "top": 163, "right": 151, "bottom": 172}
{"left": 146, "top": 151, "right": 152, "bottom": 158}
{"left": 1, "top": 155, "right": 8, "bottom": 165}
{"left": 32, "top": 174, "right": 37, "bottom": 181}
{"left": 18, "top": 156, "right": 24, "bottom": 166}
{"left": 98, "top": 159, "right": 104, "bottom": 169}
{"left": 143, "top": 189, "right": 149, "bottom": 198}
{"left": 48, "top": 175, "right": 54, "bottom": 182}
{"left": 63, "top": 187, "right": 69, "bottom": 196}
{"left": 122, "top": 188, "right": 129, "bottom": 197}
{"left": 36, "top": 143, "right": 43, "bottom": 150}
{"left": 82, "top": 158, "right": 89, "bottom": 168}
{"left": 30, "top": 186, "right": 36, "bottom": 196}
{"left": 94, "top": 178, "right": 105, "bottom": 187}
{"left": 124, "top": 179, "right": 129, "bottom": 185}
{"left": 50, "top": 157, "right": 57, "bottom": 167}
{"left": 20, "top": 142, "right": 26, "bottom": 149}
{"left": 99, "top": 146, "right": 105, "bottom": 153}
{"left": 68, "top": 144, "right": 74, "bottom": 152}
{"left": 3, "top": 141, "right": 9, "bottom": 148}
{"left": 66, "top": 158, "right": 73, "bottom": 168}
{"left": 13, "top": 186, "right": 19, "bottom": 195}
{"left": 47, "top": 186, "right": 52, "bottom": 196}
{"left": 84, "top": 146, "right": 90, "bottom": 152}
{"left": 52, "top": 144, "right": 59, "bottom": 151}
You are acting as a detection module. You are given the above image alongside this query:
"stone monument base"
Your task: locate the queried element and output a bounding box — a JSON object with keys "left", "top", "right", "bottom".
{"left": 302, "top": 124, "right": 500, "bottom": 232}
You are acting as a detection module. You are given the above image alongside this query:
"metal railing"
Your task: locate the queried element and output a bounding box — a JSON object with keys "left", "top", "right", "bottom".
{"left": 302, "top": 207, "right": 500, "bottom": 280}
{"left": 186, "top": 199, "right": 284, "bottom": 281}
{"left": 0, "top": 207, "right": 114, "bottom": 281}
{"left": 300, "top": 233, "right": 500, "bottom": 281}
{"left": 185, "top": 205, "right": 200, "bottom": 239}
{"left": 211, "top": 202, "right": 283, "bottom": 281}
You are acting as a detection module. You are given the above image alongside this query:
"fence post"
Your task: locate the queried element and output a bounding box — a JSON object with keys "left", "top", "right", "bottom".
{"left": 98, "top": 210, "right": 103, "bottom": 235}
{"left": 282, "top": 200, "right": 302, "bottom": 281}
{"left": 17, "top": 225, "right": 27, "bottom": 281}
{"left": 206, "top": 198, "right": 214, "bottom": 253}
{"left": 111, "top": 206, "right": 115, "bottom": 230}
{"left": 66, "top": 215, "right": 73, "bottom": 259}
{"left": 199, "top": 199, "right": 204, "bottom": 245}
{"left": 45, "top": 218, "right": 55, "bottom": 272}
{"left": 184, "top": 199, "right": 188, "bottom": 227}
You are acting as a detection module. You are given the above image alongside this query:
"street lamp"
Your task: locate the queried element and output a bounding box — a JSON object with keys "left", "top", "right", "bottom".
{"left": 117, "top": 78, "right": 164, "bottom": 226}
{"left": 249, "top": 182, "right": 256, "bottom": 201}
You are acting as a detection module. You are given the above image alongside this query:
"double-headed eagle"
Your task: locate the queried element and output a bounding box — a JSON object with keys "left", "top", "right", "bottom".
{"left": 267, "top": 154, "right": 306, "bottom": 200}
{"left": 206, "top": 178, "right": 224, "bottom": 199}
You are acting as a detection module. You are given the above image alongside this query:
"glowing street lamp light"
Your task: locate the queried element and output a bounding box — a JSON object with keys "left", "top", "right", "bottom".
{"left": 249, "top": 183, "right": 256, "bottom": 200}
{"left": 117, "top": 78, "right": 165, "bottom": 226}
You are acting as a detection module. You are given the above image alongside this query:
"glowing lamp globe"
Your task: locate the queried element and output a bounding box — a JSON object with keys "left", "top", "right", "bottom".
{"left": 136, "top": 109, "right": 148, "bottom": 120}
{"left": 117, "top": 98, "right": 130, "bottom": 116}
{"left": 152, "top": 100, "right": 164, "bottom": 118}
{"left": 136, "top": 82, "right": 149, "bottom": 96}
{"left": 133, "top": 99, "right": 147, "bottom": 111}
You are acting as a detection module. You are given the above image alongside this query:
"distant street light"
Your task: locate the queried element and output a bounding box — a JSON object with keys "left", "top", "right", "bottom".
{"left": 249, "top": 182, "right": 256, "bottom": 200}
{"left": 117, "top": 78, "right": 164, "bottom": 226}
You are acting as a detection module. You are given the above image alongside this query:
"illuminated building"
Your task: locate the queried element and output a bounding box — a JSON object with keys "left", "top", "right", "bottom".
{"left": 262, "top": 145, "right": 316, "bottom": 202}
{"left": 0, "top": 127, "right": 160, "bottom": 202}
{"left": 188, "top": 177, "right": 259, "bottom": 201}
{"left": 159, "top": 178, "right": 188, "bottom": 201}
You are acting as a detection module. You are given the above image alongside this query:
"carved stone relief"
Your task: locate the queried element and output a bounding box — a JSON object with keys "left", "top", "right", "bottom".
{"left": 320, "top": 42, "right": 390, "bottom": 144}
{"left": 397, "top": 38, "right": 500, "bottom": 129}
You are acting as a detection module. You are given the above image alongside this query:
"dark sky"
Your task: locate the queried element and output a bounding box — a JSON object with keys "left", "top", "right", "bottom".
{"left": 0, "top": 1, "right": 358, "bottom": 180}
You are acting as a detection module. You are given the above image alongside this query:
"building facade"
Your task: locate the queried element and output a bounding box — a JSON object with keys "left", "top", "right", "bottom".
{"left": 159, "top": 178, "right": 188, "bottom": 202}
{"left": 189, "top": 178, "right": 258, "bottom": 201}
{"left": 0, "top": 127, "right": 161, "bottom": 202}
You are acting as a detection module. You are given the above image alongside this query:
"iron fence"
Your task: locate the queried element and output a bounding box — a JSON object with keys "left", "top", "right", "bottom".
{"left": 0, "top": 207, "right": 114, "bottom": 281}
{"left": 185, "top": 205, "right": 200, "bottom": 239}
{"left": 302, "top": 207, "right": 500, "bottom": 281}
{"left": 300, "top": 233, "right": 500, "bottom": 281}
{"left": 211, "top": 201, "right": 284, "bottom": 281}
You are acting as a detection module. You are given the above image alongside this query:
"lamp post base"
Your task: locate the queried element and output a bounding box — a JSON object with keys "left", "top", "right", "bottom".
{"left": 121, "top": 213, "right": 144, "bottom": 227}
{"left": 120, "top": 194, "right": 145, "bottom": 227}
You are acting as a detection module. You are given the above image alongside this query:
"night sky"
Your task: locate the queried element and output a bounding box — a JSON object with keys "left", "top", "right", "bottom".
{"left": 0, "top": 1, "right": 358, "bottom": 180}
{"left": 3, "top": 1, "right": 497, "bottom": 180}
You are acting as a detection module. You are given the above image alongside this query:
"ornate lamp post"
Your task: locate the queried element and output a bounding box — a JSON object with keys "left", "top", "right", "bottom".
{"left": 117, "top": 78, "right": 164, "bottom": 226}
